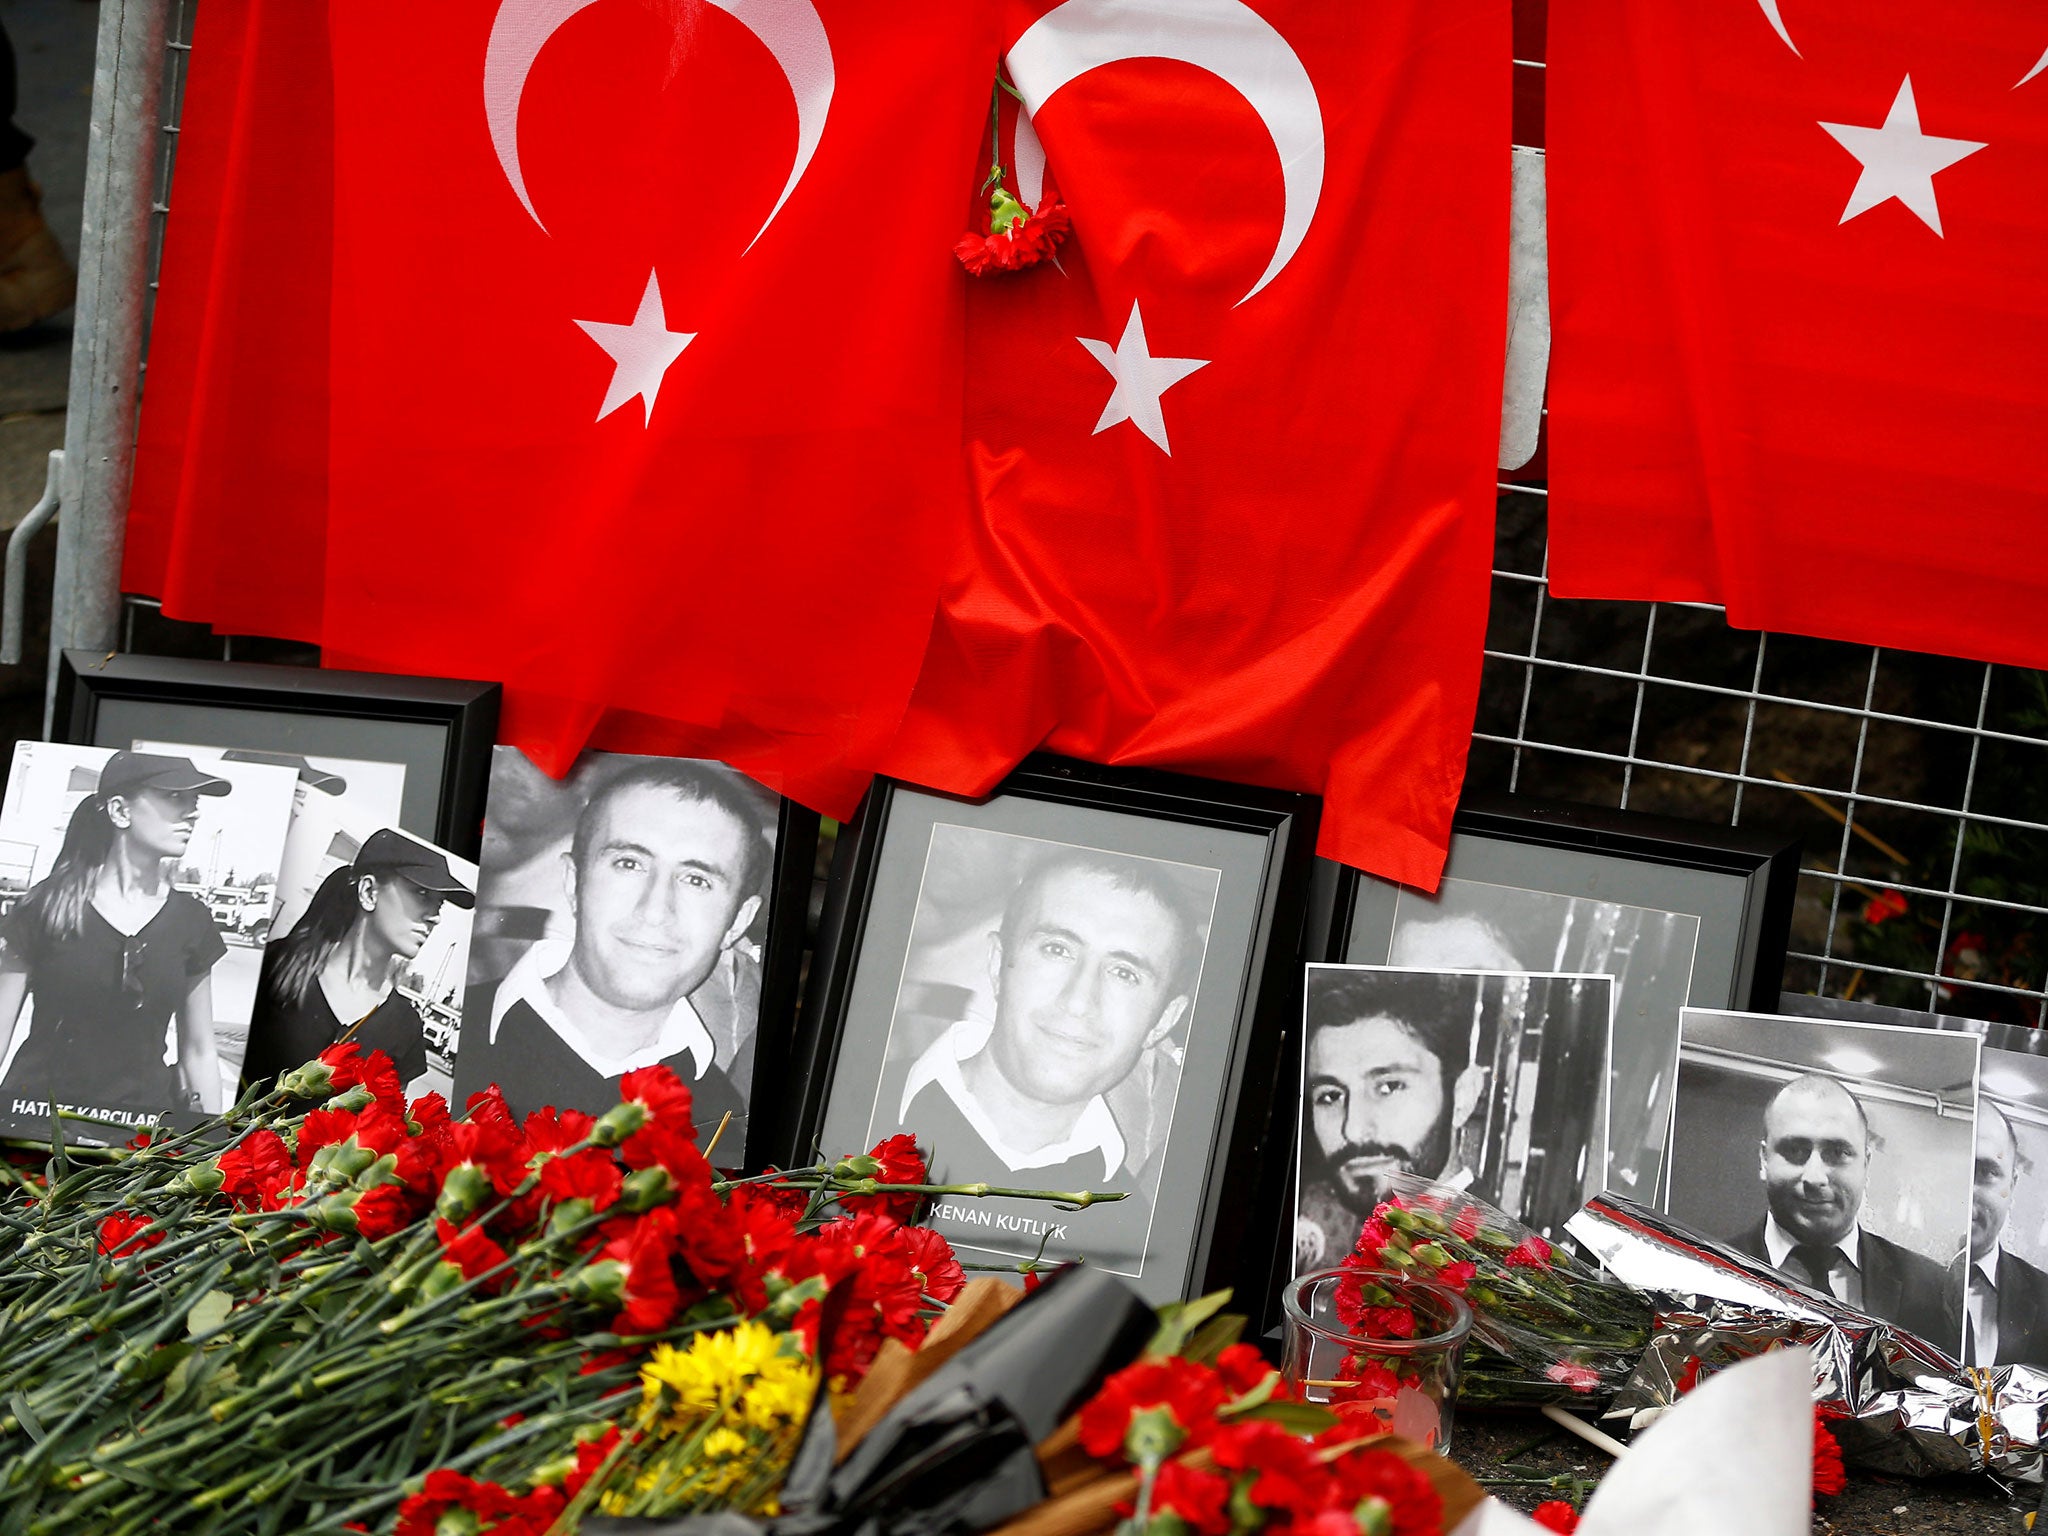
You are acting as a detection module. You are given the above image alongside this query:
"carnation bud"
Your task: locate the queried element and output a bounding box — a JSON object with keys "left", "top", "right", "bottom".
{"left": 436, "top": 1164, "right": 492, "bottom": 1222}
{"left": 328, "top": 1083, "right": 376, "bottom": 1113}
{"left": 1354, "top": 1495, "right": 1394, "bottom": 1536}
{"left": 277, "top": 1060, "right": 335, "bottom": 1099}
{"left": 550, "top": 1198, "right": 596, "bottom": 1236}
{"left": 1121, "top": 1405, "right": 1186, "bottom": 1469}
{"left": 306, "top": 1193, "right": 363, "bottom": 1232}
{"left": 618, "top": 1165, "right": 675, "bottom": 1214}
{"left": 1410, "top": 1241, "right": 1451, "bottom": 1268}
{"left": 833, "top": 1153, "right": 882, "bottom": 1179}
{"left": 1381, "top": 1206, "right": 1423, "bottom": 1234}
{"left": 419, "top": 1259, "right": 468, "bottom": 1304}
{"left": 592, "top": 1100, "right": 648, "bottom": 1147}
{"left": 180, "top": 1163, "right": 226, "bottom": 1196}
{"left": 571, "top": 1258, "right": 628, "bottom": 1309}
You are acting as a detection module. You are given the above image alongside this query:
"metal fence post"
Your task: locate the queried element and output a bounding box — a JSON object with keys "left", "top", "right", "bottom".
{"left": 45, "top": 0, "right": 171, "bottom": 732}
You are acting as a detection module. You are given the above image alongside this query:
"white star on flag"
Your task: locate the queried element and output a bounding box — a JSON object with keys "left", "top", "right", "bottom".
{"left": 574, "top": 271, "right": 695, "bottom": 425}
{"left": 1819, "top": 75, "right": 1985, "bottom": 237}
{"left": 1078, "top": 301, "right": 1209, "bottom": 456}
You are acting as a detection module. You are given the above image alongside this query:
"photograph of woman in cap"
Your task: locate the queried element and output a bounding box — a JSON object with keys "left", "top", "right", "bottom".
{"left": 0, "top": 750, "right": 242, "bottom": 1118}
{"left": 244, "top": 828, "right": 476, "bottom": 1093}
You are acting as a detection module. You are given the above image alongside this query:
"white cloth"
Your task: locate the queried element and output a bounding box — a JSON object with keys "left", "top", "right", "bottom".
{"left": 1967, "top": 1243, "right": 2003, "bottom": 1366}
{"left": 487, "top": 937, "right": 713, "bottom": 1081}
{"left": 1763, "top": 1211, "right": 1864, "bottom": 1308}
{"left": 898, "top": 1018, "right": 1125, "bottom": 1183}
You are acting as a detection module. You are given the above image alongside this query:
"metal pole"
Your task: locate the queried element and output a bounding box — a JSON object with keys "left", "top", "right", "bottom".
{"left": 45, "top": 0, "right": 171, "bottom": 733}
{"left": 1, "top": 450, "right": 63, "bottom": 666}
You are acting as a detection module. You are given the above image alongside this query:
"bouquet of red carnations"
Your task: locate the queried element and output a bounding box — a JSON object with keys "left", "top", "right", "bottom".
{"left": 0, "top": 1043, "right": 1096, "bottom": 1535}
{"left": 976, "top": 1296, "right": 1483, "bottom": 1536}
{"left": 1336, "top": 1176, "right": 1653, "bottom": 1409}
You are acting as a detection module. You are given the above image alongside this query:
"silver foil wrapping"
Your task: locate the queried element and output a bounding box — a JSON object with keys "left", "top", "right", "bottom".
{"left": 1567, "top": 1193, "right": 2048, "bottom": 1483}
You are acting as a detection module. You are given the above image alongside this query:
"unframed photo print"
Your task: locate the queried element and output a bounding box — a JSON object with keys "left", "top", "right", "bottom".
{"left": 1387, "top": 877, "right": 1699, "bottom": 1201}
{"left": 1293, "top": 964, "right": 1613, "bottom": 1273}
{"left": 243, "top": 827, "right": 477, "bottom": 1103}
{"left": 1781, "top": 994, "right": 2048, "bottom": 1369}
{"left": 455, "top": 749, "right": 780, "bottom": 1159}
{"left": 1668, "top": 1006, "right": 1977, "bottom": 1356}
{"left": 0, "top": 741, "right": 298, "bottom": 1136}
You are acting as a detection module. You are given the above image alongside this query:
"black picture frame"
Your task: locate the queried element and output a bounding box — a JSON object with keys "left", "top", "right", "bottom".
{"left": 1259, "top": 792, "right": 1801, "bottom": 1342}
{"left": 56, "top": 651, "right": 501, "bottom": 861}
{"left": 777, "top": 755, "right": 1319, "bottom": 1307}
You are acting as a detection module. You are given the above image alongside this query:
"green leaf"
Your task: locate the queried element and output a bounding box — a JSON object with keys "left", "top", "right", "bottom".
{"left": 187, "top": 1288, "right": 233, "bottom": 1338}
{"left": 116, "top": 1340, "right": 192, "bottom": 1383}
{"left": 1235, "top": 1399, "right": 1339, "bottom": 1435}
{"left": 9, "top": 1391, "right": 43, "bottom": 1444}
{"left": 1144, "top": 1288, "right": 1233, "bottom": 1359}
{"left": 1181, "top": 1312, "right": 1247, "bottom": 1366}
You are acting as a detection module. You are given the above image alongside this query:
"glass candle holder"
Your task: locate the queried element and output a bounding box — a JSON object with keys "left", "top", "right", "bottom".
{"left": 1280, "top": 1267, "right": 1473, "bottom": 1453}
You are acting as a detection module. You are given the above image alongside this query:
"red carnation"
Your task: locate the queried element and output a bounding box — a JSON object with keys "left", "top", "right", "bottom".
{"left": 1544, "top": 1361, "right": 1602, "bottom": 1393}
{"left": 1434, "top": 1260, "right": 1477, "bottom": 1293}
{"left": 1504, "top": 1235, "right": 1554, "bottom": 1270}
{"left": 96, "top": 1211, "right": 163, "bottom": 1260}
{"left": 1139, "top": 1460, "right": 1232, "bottom": 1536}
{"left": 1451, "top": 1204, "right": 1483, "bottom": 1241}
{"left": 606, "top": 1216, "right": 681, "bottom": 1336}
{"left": 538, "top": 1148, "right": 623, "bottom": 1214}
{"left": 1812, "top": 1407, "right": 1846, "bottom": 1500}
{"left": 318, "top": 1042, "right": 404, "bottom": 1109}
{"left": 1532, "top": 1501, "right": 1580, "bottom": 1533}
{"left": 523, "top": 1106, "right": 596, "bottom": 1158}
{"left": 899, "top": 1223, "right": 965, "bottom": 1303}
{"left": 1324, "top": 1445, "right": 1444, "bottom": 1536}
{"left": 1862, "top": 888, "right": 1909, "bottom": 926}
{"left": 954, "top": 191, "right": 1070, "bottom": 276}
{"left": 409, "top": 1092, "right": 452, "bottom": 1131}
{"left": 564, "top": 1425, "right": 623, "bottom": 1500}
{"left": 217, "top": 1129, "right": 295, "bottom": 1210}
{"left": 1215, "top": 1342, "right": 1275, "bottom": 1397}
{"left": 1333, "top": 1354, "right": 1403, "bottom": 1405}
{"left": 435, "top": 1218, "right": 510, "bottom": 1286}
{"left": 615, "top": 1065, "right": 697, "bottom": 1143}
{"left": 1211, "top": 1419, "right": 1329, "bottom": 1519}
{"left": 349, "top": 1185, "right": 415, "bottom": 1240}
{"left": 1078, "top": 1357, "right": 1228, "bottom": 1462}
{"left": 841, "top": 1132, "right": 928, "bottom": 1222}
{"left": 464, "top": 1086, "right": 520, "bottom": 1130}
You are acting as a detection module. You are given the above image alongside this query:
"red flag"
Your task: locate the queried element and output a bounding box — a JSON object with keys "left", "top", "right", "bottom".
{"left": 315, "top": 3, "right": 994, "bottom": 810}
{"left": 1548, "top": 1, "right": 2048, "bottom": 665}
{"left": 879, "top": 0, "right": 1510, "bottom": 887}
{"left": 123, "top": 0, "right": 332, "bottom": 642}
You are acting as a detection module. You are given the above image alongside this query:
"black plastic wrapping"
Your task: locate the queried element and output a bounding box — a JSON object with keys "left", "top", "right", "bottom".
{"left": 584, "top": 1265, "right": 1157, "bottom": 1536}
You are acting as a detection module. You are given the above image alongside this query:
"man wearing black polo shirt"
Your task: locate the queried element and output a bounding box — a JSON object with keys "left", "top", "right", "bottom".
{"left": 456, "top": 761, "right": 765, "bottom": 1154}
{"left": 898, "top": 848, "right": 1200, "bottom": 1275}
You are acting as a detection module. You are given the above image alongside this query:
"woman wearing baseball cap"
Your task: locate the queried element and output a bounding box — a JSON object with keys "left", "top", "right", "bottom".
{"left": 244, "top": 828, "right": 476, "bottom": 1092}
{"left": 0, "top": 752, "right": 235, "bottom": 1116}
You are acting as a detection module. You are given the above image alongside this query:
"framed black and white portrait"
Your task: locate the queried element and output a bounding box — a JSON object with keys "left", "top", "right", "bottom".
{"left": 58, "top": 650, "right": 500, "bottom": 860}
{"left": 1315, "top": 793, "right": 1800, "bottom": 1204}
{"left": 0, "top": 740, "right": 299, "bottom": 1138}
{"left": 243, "top": 826, "right": 478, "bottom": 1104}
{"left": 786, "top": 758, "right": 1318, "bottom": 1307}
{"left": 453, "top": 749, "right": 816, "bottom": 1165}
{"left": 1668, "top": 1006, "right": 1976, "bottom": 1356}
{"left": 1783, "top": 994, "right": 2048, "bottom": 1370}
{"left": 1293, "top": 964, "right": 1613, "bottom": 1274}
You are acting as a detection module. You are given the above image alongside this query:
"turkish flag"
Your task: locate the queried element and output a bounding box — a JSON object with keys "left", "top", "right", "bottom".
{"left": 879, "top": 0, "right": 1510, "bottom": 886}
{"left": 123, "top": 0, "right": 332, "bottom": 643}
{"left": 307, "top": 2, "right": 995, "bottom": 806}
{"left": 1548, "top": 1, "right": 2048, "bottom": 665}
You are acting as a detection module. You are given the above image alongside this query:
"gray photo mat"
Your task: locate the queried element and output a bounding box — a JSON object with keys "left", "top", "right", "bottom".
{"left": 90, "top": 697, "right": 448, "bottom": 842}
{"left": 1348, "top": 835, "right": 1763, "bottom": 1204}
{"left": 816, "top": 787, "right": 1269, "bottom": 1303}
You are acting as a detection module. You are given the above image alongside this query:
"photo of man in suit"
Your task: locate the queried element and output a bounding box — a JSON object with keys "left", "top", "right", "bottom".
{"left": 1734, "top": 1073, "right": 1953, "bottom": 1347}
{"left": 1955, "top": 1100, "right": 2048, "bottom": 1368}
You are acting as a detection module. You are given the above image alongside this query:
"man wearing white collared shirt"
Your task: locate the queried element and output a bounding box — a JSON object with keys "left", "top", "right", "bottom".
{"left": 1957, "top": 1100, "right": 2048, "bottom": 1368}
{"left": 1732, "top": 1073, "right": 1953, "bottom": 1351}
{"left": 896, "top": 848, "right": 1199, "bottom": 1270}
{"left": 456, "top": 760, "right": 765, "bottom": 1151}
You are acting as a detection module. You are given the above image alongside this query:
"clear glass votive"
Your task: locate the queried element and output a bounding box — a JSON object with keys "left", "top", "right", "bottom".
{"left": 1280, "top": 1267, "right": 1473, "bottom": 1453}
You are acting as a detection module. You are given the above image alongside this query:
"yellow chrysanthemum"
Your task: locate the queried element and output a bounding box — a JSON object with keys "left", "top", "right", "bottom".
{"left": 641, "top": 1320, "right": 785, "bottom": 1411}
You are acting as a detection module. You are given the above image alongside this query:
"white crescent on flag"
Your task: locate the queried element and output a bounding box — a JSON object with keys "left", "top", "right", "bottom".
{"left": 482, "top": 0, "right": 833, "bottom": 251}
{"left": 1006, "top": 0, "right": 1325, "bottom": 306}
{"left": 1754, "top": 0, "right": 1799, "bottom": 56}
